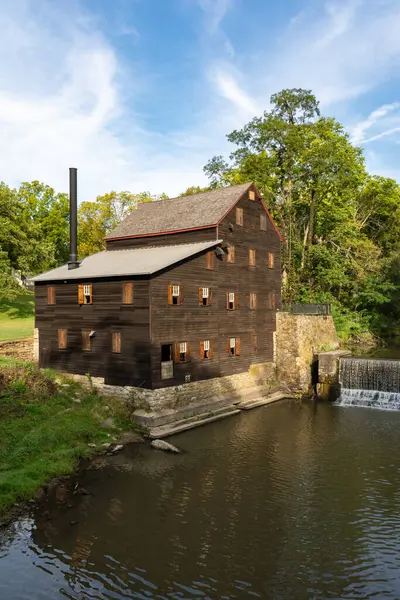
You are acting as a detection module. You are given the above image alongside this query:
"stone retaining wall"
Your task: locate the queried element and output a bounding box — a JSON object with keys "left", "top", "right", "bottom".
{"left": 71, "top": 362, "right": 279, "bottom": 413}
{"left": 0, "top": 338, "right": 34, "bottom": 362}
{"left": 276, "top": 313, "right": 339, "bottom": 393}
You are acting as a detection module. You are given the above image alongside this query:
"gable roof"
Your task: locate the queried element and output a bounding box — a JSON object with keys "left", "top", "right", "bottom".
{"left": 105, "top": 183, "right": 253, "bottom": 240}
{"left": 32, "top": 240, "right": 222, "bottom": 283}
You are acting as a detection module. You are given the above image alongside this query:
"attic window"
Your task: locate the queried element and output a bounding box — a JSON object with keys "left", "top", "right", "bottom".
{"left": 199, "top": 287, "right": 211, "bottom": 306}
{"left": 226, "top": 291, "right": 238, "bottom": 310}
{"left": 227, "top": 337, "right": 241, "bottom": 356}
{"left": 78, "top": 284, "right": 93, "bottom": 305}
{"left": 200, "top": 340, "right": 214, "bottom": 359}
{"left": 249, "top": 190, "right": 255, "bottom": 201}
{"left": 236, "top": 207, "right": 243, "bottom": 226}
{"left": 260, "top": 212, "right": 267, "bottom": 231}
{"left": 168, "top": 284, "right": 183, "bottom": 305}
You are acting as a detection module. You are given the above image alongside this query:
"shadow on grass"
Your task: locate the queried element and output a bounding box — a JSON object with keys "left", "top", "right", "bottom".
{"left": 0, "top": 293, "right": 34, "bottom": 319}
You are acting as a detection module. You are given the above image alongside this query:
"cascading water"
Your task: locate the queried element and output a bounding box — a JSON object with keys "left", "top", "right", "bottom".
{"left": 337, "top": 357, "right": 400, "bottom": 410}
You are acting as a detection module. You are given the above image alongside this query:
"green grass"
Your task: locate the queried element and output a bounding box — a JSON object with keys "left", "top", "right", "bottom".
{"left": 0, "top": 292, "right": 34, "bottom": 341}
{"left": 0, "top": 357, "right": 137, "bottom": 517}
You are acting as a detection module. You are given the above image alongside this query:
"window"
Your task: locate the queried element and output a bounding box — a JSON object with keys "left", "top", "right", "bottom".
{"left": 82, "top": 330, "right": 91, "bottom": 351}
{"left": 251, "top": 333, "right": 258, "bottom": 351}
{"left": 168, "top": 284, "right": 183, "bottom": 305}
{"left": 227, "top": 246, "right": 235, "bottom": 263}
{"left": 161, "top": 344, "right": 174, "bottom": 379}
{"left": 122, "top": 282, "right": 134, "bottom": 304}
{"left": 268, "top": 292, "right": 276, "bottom": 309}
{"left": 249, "top": 249, "right": 256, "bottom": 267}
{"left": 47, "top": 286, "right": 56, "bottom": 305}
{"left": 227, "top": 337, "right": 241, "bottom": 356}
{"left": 226, "top": 291, "right": 238, "bottom": 310}
{"left": 198, "top": 287, "right": 211, "bottom": 306}
{"left": 206, "top": 251, "right": 215, "bottom": 270}
{"left": 260, "top": 212, "right": 267, "bottom": 231}
{"left": 78, "top": 284, "right": 93, "bottom": 305}
{"left": 200, "top": 339, "right": 214, "bottom": 360}
{"left": 236, "top": 207, "right": 243, "bottom": 226}
{"left": 268, "top": 252, "right": 275, "bottom": 269}
{"left": 58, "top": 329, "right": 67, "bottom": 349}
{"left": 174, "top": 341, "right": 190, "bottom": 363}
{"left": 249, "top": 190, "right": 255, "bottom": 201}
{"left": 112, "top": 332, "right": 121, "bottom": 353}
{"left": 250, "top": 292, "right": 257, "bottom": 309}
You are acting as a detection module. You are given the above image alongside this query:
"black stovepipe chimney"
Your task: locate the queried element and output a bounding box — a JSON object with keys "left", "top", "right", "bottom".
{"left": 68, "top": 167, "right": 80, "bottom": 270}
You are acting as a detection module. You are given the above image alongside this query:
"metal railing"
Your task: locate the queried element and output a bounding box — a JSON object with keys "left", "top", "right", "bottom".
{"left": 282, "top": 303, "right": 331, "bottom": 316}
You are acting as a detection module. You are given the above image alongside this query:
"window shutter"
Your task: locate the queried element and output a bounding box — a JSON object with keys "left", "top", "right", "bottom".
{"left": 48, "top": 286, "right": 55, "bottom": 305}
{"left": 210, "top": 340, "right": 214, "bottom": 359}
{"left": 112, "top": 332, "right": 121, "bottom": 353}
{"left": 186, "top": 342, "right": 191, "bottom": 361}
{"left": 123, "top": 282, "right": 134, "bottom": 304}
{"left": 226, "top": 292, "right": 229, "bottom": 310}
{"left": 236, "top": 338, "right": 241, "bottom": 355}
{"left": 89, "top": 284, "right": 93, "bottom": 304}
{"left": 174, "top": 343, "right": 181, "bottom": 363}
{"left": 206, "top": 251, "right": 214, "bottom": 270}
{"left": 58, "top": 329, "right": 67, "bottom": 349}
{"left": 235, "top": 293, "right": 239, "bottom": 309}
{"left": 78, "top": 284, "right": 84, "bottom": 305}
{"left": 198, "top": 287, "right": 203, "bottom": 305}
{"left": 200, "top": 340, "right": 205, "bottom": 358}
{"left": 179, "top": 285, "right": 184, "bottom": 304}
{"left": 226, "top": 338, "right": 230, "bottom": 355}
{"left": 209, "top": 288, "right": 212, "bottom": 305}
{"left": 168, "top": 284, "right": 173, "bottom": 305}
{"left": 82, "top": 330, "right": 90, "bottom": 351}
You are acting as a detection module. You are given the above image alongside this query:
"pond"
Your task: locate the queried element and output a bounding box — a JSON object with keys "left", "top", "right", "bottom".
{"left": 1, "top": 400, "right": 400, "bottom": 599}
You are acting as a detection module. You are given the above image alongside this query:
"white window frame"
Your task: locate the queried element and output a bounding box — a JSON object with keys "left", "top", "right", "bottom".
{"left": 172, "top": 285, "right": 180, "bottom": 297}
{"left": 229, "top": 292, "right": 235, "bottom": 303}
{"left": 83, "top": 284, "right": 91, "bottom": 296}
{"left": 204, "top": 340, "right": 210, "bottom": 351}
{"left": 202, "top": 287, "right": 209, "bottom": 299}
{"left": 230, "top": 338, "right": 236, "bottom": 349}
{"left": 180, "top": 342, "right": 187, "bottom": 354}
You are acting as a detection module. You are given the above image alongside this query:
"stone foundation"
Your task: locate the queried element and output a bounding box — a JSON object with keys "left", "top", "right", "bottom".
{"left": 70, "top": 362, "right": 280, "bottom": 415}
{"left": 317, "top": 349, "right": 351, "bottom": 401}
{"left": 0, "top": 338, "right": 34, "bottom": 362}
{"left": 276, "top": 313, "right": 340, "bottom": 393}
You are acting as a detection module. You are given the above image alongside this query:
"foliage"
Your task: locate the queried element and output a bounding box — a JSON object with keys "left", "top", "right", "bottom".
{"left": 204, "top": 88, "right": 400, "bottom": 342}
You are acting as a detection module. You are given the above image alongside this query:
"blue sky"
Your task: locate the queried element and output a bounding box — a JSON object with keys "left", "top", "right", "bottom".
{"left": 1, "top": 0, "right": 400, "bottom": 200}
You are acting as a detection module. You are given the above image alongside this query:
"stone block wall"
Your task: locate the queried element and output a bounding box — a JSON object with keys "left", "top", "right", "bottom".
{"left": 276, "top": 313, "right": 339, "bottom": 393}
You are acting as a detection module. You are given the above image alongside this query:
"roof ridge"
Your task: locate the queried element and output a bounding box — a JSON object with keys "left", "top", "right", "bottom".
{"left": 137, "top": 182, "right": 252, "bottom": 207}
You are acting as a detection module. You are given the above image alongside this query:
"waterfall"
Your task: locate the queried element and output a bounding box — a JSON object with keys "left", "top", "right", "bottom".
{"left": 337, "top": 357, "right": 400, "bottom": 410}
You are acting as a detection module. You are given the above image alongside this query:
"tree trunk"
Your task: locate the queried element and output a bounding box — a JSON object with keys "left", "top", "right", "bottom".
{"left": 307, "top": 189, "right": 316, "bottom": 249}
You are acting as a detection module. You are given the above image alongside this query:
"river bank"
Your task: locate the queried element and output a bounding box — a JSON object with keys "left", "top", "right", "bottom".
{"left": 0, "top": 357, "right": 144, "bottom": 524}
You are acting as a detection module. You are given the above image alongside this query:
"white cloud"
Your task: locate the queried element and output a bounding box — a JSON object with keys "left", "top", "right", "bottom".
{"left": 210, "top": 67, "right": 261, "bottom": 118}
{"left": 351, "top": 102, "right": 400, "bottom": 144}
{"left": 198, "top": 0, "right": 232, "bottom": 33}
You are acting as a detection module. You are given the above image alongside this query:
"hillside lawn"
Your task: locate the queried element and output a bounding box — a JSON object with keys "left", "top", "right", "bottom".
{"left": 0, "top": 356, "right": 139, "bottom": 518}
{"left": 0, "top": 292, "right": 34, "bottom": 341}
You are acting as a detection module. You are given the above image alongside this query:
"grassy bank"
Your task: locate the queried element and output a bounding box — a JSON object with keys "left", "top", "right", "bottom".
{"left": 0, "top": 357, "right": 137, "bottom": 518}
{"left": 0, "top": 293, "right": 34, "bottom": 341}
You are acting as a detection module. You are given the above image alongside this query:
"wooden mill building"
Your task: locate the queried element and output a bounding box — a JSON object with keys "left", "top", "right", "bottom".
{"left": 33, "top": 179, "right": 282, "bottom": 389}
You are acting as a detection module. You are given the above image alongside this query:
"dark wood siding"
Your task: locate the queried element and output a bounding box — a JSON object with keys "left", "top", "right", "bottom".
{"left": 149, "top": 188, "right": 281, "bottom": 387}
{"left": 35, "top": 278, "right": 151, "bottom": 387}
{"left": 106, "top": 227, "right": 217, "bottom": 250}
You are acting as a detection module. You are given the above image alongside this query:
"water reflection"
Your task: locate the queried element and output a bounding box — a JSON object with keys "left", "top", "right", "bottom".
{"left": 1, "top": 401, "right": 400, "bottom": 599}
